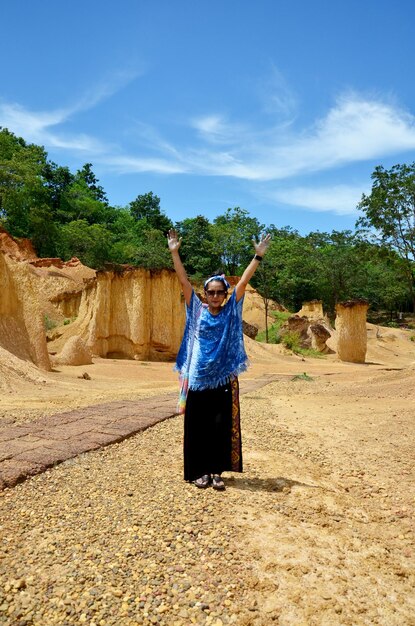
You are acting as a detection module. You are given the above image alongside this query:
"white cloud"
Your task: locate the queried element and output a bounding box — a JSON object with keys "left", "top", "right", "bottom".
{"left": 0, "top": 68, "right": 141, "bottom": 153}
{"left": 101, "top": 154, "right": 188, "bottom": 175}
{"left": 2, "top": 85, "right": 415, "bottom": 197}
{"left": 191, "top": 114, "right": 248, "bottom": 145}
{"left": 0, "top": 102, "right": 66, "bottom": 135}
{"left": 257, "top": 65, "right": 298, "bottom": 120}
{"left": 269, "top": 184, "right": 369, "bottom": 216}
{"left": 187, "top": 94, "right": 415, "bottom": 181}
{"left": 193, "top": 114, "right": 224, "bottom": 136}
{"left": 0, "top": 101, "right": 107, "bottom": 153}
{"left": 70, "top": 68, "right": 143, "bottom": 114}
{"left": 127, "top": 121, "right": 182, "bottom": 158}
{"left": 282, "top": 95, "right": 415, "bottom": 173}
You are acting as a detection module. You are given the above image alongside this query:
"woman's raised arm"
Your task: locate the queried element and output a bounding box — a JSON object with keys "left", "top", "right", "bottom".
{"left": 167, "top": 229, "right": 193, "bottom": 306}
{"left": 234, "top": 234, "right": 272, "bottom": 302}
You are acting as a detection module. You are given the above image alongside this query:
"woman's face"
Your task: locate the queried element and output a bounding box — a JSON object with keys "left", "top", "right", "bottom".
{"left": 204, "top": 280, "right": 227, "bottom": 309}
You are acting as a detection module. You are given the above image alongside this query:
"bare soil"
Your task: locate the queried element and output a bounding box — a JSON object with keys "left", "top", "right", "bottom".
{"left": 0, "top": 327, "right": 414, "bottom": 624}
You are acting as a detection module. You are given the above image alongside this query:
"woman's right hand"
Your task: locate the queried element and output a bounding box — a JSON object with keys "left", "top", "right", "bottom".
{"left": 167, "top": 229, "right": 182, "bottom": 251}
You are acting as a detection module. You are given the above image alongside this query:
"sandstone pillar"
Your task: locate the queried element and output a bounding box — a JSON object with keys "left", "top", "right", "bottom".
{"left": 297, "top": 300, "right": 324, "bottom": 319}
{"left": 335, "top": 299, "right": 369, "bottom": 363}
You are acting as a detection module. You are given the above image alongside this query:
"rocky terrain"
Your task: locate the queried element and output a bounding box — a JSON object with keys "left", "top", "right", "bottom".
{"left": 0, "top": 361, "right": 414, "bottom": 625}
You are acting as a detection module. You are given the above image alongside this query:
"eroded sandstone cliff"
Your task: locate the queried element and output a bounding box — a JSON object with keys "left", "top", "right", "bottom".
{"left": 0, "top": 227, "right": 283, "bottom": 379}
{"left": 48, "top": 268, "right": 186, "bottom": 361}
{"left": 0, "top": 229, "right": 94, "bottom": 374}
{"left": 0, "top": 250, "right": 51, "bottom": 370}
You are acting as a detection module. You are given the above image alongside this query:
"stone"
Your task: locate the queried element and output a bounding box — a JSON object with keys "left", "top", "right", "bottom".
{"left": 242, "top": 320, "right": 258, "bottom": 339}
{"left": 53, "top": 335, "right": 93, "bottom": 366}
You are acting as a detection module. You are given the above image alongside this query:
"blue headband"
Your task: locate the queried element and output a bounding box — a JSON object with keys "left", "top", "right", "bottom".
{"left": 204, "top": 274, "right": 231, "bottom": 290}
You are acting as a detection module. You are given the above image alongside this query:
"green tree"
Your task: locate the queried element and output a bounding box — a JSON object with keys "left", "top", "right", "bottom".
{"left": 76, "top": 163, "right": 108, "bottom": 204}
{"left": 42, "top": 161, "right": 74, "bottom": 210}
{"left": 131, "top": 227, "right": 173, "bottom": 269}
{"left": 306, "top": 230, "right": 368, "bottom": 313}
{"left": 258, "top": 227, "right": 320, "bottom": 310}
{"left": 356, "top": 244, "right": 411, "bottom": 315}
{"left": 252, "top": 255, "right": 277, "bottom": 342}
{"left": 108, "top": 208, "right": 140, "bottom": 263}
{"left": 357, "top": 163, "right": 415, "bottom": 310}
{"left": 28, "top": 204, "right": 61, "bottom": 257}
{"left": 107, "top": 209, "right": 172, "bottom": 268}
{"left": 0, "top": 128, "right": 49, "bottom": 236}
{"left": 58, "top": 220, "right": 113, "bottom": 268}
{"left": 175, "top": 215, "right": 220, "bottom": 278}
{"left": 211, "top": 207, "right": 262, "bottom": 275}
{"left": 58, "top": 179, "right": 111, "bottom": 225}
{"left": 129, "top": 191, "right": 172, "bottom": 233}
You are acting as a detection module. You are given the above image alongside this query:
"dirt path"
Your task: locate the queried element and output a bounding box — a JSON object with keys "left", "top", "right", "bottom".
{"left": 0, "top": 364, "right": 414, "bottom": 625}
{"left": 235, "top": 371, "right": 414, "bottom": 625}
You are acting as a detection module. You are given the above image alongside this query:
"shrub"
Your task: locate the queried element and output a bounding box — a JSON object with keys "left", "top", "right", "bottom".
{"left": 256, "top": 311, "right": 292, "bottom": 344}
{"left": 44, "top": 315, "right": 58, "bottom": 331}
{"left": 256, "top": 324, "right": 282, "bottom": 344}
{"left": 297, "top": 348, "right": 326, "bottom": 359}
{"left": 282, "top": 330, "right": 301, "bottom": 352}
{"left": 271, "top": 310, "right": 292, "bottom": 322}
{"left": 291, "top": 372, "right": 314, "bottom": 381}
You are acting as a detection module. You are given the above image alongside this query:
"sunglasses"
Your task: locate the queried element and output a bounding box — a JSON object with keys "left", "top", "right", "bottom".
{"left": 205, "top": 289, "right": 227, "bottom": 297}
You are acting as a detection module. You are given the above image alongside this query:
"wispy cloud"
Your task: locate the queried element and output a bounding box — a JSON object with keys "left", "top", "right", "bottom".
{"left": 0, "top": 102, "right": 67, "bottom": 137}
{"left": 185, "top": 94, "right": 415, "bottom": 181}
{"left": 0, "top": 68, "right": 142, "bottom": 153}
{"left": 2, "top": 84, "right": 415, "bottom": 208}
{"left": 0, "top": 101, "right": 107, "bottom": 153}
{"left": 191, "top": 114, "right": 249, "bottom": 146}
{"left": 69, "top": 68, "right": 142, "bottom": 115}
{"left": 127, "top": 121, "right": 183, "bottom": 158}
{"left": 281, "top": 94, "right": 415, "bottom": 174}
{"left": 257, "top": 64, "right": 298, "bottom": 120}
{"left": 101, "top": 154, "right": 188, "bottom": 175}
{"left": 267, "top": 183, "right": 369, "bottom": 216}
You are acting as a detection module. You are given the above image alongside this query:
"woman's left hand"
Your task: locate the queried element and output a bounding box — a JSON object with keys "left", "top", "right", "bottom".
{"left": 253, "top": 233, "right": 271, "bottom": 256}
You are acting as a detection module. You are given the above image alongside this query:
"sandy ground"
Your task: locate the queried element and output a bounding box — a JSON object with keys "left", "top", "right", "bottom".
{"left": 0, "top": 330, "right": 414, "bottom": 624}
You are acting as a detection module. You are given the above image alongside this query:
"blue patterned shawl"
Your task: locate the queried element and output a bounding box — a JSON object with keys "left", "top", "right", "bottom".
{"left": 175, "top": 290, "right": 249, "bottom": 402}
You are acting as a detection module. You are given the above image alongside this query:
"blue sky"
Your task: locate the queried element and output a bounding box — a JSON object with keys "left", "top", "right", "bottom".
{"left": 1, "top": 0, "right": 415, "bottom": 234}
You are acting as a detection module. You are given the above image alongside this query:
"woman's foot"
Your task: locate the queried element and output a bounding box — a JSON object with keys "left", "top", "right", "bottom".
{"left": 194, "top": 474, "right": 211, "bottom": 488}
{"left": 212, "top": 474, "right": 225, "bottom": 491}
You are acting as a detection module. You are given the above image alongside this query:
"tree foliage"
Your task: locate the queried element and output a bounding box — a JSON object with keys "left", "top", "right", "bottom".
{"left": 0, "top": 128, "right": 50, "bottom": 237}
{"left": 175, "top": 215, "right": 220, "bottom": 278}
{"left": 129, "top": 191, "right": 172, "bottom": 233}
{"left": 211, "top": 207, "right": 262, "bottom": 275}
{"left": 58, "top": 220, "right": 113, "bottom": 269}
{"left": 357, "top": 163, "right": 415, "bottom": 307}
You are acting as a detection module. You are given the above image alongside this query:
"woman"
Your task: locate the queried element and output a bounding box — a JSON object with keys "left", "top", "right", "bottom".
{"left": 167, "top": 229, "right": 271, "bottom": 490}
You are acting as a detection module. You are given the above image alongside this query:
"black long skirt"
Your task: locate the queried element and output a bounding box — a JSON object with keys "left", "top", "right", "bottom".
{"left": 183, "top": 377, "right": 243, "bottom": 482}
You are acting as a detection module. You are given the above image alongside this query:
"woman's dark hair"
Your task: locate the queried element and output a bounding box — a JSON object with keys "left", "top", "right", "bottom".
{"left": 207, "top": 268, "right": 226, "bottom": 279}
{"left": 204, "top": 271, "right": 229, "bottom": 293}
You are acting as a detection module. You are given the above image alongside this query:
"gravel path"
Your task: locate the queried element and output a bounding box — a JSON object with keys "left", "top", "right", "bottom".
{"left": 1, "top": 372, "right": 414, "bottom": 626}
{"left": 0, "top": 410, "right": 261, "bottom": 626}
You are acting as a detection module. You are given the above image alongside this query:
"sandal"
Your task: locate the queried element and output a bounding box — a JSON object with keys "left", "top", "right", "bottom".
{"left": 212, "top": 474, "right": 225, "bottom": 491}
{"left": 194, "top": 474, "right": 211, "bottom": 488}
